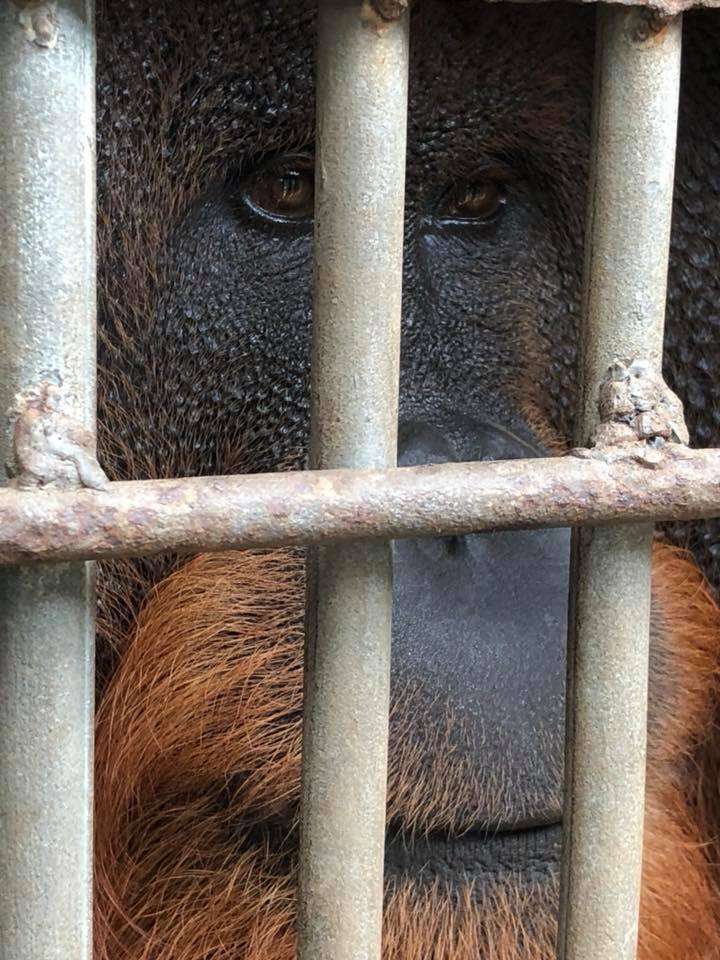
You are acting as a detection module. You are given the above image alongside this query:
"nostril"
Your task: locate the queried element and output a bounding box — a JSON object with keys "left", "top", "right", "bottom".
{"left": 445, "top": 534, "right": 464, "bottom": 556}
{"left": 394, "top": 535, "right": 464, "bottom": 564}
{"left": 393, "top": 532, "right": 466, "bottom": 565}
{"left": 397, "top": 420, "right": 458, "bottom": 468}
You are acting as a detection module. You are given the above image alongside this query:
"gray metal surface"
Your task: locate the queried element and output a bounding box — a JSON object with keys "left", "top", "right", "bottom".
{"left": 0, "top": 443, "right": 717, "bottom": 563}
{"left": 490, "top": 0, "right": 717, "bottom": 15}
{"left": 297, "top": 2, "right": 409, "bottom": 958}
{"left": 0, "top": 3, "right": 96, "bottom": 959}
{"left": 558, "top": 8, "right": 683, "bottom": 960}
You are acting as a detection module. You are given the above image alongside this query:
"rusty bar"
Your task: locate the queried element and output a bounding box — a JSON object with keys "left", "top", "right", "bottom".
{"left": 557, "top": 8, "right": 683, "bottom": 960}
{"left": 485, "top": 0, "right": 717, "bottom": 18}
{"left": 297, "top": 3, "right": 409, "bottom": 959}
{"left": 0, "top": 445, "right": 716, "bottom": 564}
{"left": 0, "top": 3, "right": 96, "bottom": 959}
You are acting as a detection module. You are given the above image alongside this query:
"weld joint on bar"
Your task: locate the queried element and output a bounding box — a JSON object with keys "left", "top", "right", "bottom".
{"left": 366, "top": 0, "right": 408, "bottom": 20}
{"left": 6, "top": 379, "right": 109, "bottom": 491}
{"left": 15, "top": 1, "right": 59, "bottom": 48}
{"left": 632, "top": 7, "right": 677, "bottom": 43}
{"left": 572, "top": 357, "right": 689, "bottom": 468}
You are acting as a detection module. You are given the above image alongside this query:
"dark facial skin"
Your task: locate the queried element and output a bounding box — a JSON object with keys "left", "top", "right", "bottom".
{"left": 95, "top": 0, "right": 720, "bottom": 951}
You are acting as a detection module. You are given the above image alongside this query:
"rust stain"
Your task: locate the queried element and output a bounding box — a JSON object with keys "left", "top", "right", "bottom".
{"left": 15, "top": 1, "right": 58, "bottom": 49}
{"left": 633, "top": 9, "right": 675, "bottom": 43}
{"left": 360, "top": 0, "right": 409, "bottom": 34}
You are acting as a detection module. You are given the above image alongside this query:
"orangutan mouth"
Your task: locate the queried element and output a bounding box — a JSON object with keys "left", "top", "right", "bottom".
{"left": 383, "top": 823, "right": 562, "bottom": 886}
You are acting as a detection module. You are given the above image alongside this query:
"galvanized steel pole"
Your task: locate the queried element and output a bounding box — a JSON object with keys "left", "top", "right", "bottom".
{"left": 297, "top": 2, "right": 409, "bottom": 958}
{"left": 558, "top": 8, "right": 683, "bottom": 960}
{"left": 0, "top": 4, "right": 96, "bottom": 959}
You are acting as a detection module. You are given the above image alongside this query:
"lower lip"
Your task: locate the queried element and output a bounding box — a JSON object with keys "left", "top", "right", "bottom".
{"left": 383, "top": 823, "right": 562, "bottom": 885}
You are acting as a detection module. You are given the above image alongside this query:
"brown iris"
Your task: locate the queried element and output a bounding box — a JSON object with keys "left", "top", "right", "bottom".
{"left": 245, "top": 155, "right": 315, "bottom": 221}
{"left": 441, "top": 179, "right": 507, "bottom": 222}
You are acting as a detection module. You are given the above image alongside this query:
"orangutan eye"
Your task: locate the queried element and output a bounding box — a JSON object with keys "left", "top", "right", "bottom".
{"left": 440, "top": 179, "right": 507, "bottom": 223}
{"left": 244, "top": 155, "right": 315, "bottom": 222}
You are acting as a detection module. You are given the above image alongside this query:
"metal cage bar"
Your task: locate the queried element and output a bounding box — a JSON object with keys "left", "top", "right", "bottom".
{"left": 297, "top": 2, "right": 409, "bottom": 958}
{"left": 0, "top": 445, "right": 717, "bottom": 563}
{"left": 558, "top": 8, "right": 683, "bottom": 960}
{"left": 0, "top": 3, "right": 96, "bottom": 959}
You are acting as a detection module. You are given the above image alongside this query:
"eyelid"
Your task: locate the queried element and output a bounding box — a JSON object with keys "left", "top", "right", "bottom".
{"left": 264, "top": 152, "right": 314, "bottom": 176}
{"left": 453, "top": 161, "right": 515, "bottom": 183}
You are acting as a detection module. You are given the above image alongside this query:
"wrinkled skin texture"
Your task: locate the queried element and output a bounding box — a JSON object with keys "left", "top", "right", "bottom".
{"left": 94, "top": 2, "right": 720, "bottom": 958}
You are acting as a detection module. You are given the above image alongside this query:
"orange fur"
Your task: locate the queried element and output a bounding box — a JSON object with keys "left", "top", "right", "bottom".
{"left": 95, "top": 543, "right": 720, "bottom": 959}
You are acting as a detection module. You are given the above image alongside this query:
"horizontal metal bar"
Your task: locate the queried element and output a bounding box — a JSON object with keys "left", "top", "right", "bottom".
{"left": 0, "top": 445, "right": 716, "bottom": 564}
{"left": 558, "top": 7, "right": 683, "bottom": 960}
{"left": 0, "top": 2, "right": 96, "bottom": 959}
{"left": 487, "top": 0, "right": 714, "bottom": 16}
{"left": 298, "top": 2, "right": 409, "bottom": 959}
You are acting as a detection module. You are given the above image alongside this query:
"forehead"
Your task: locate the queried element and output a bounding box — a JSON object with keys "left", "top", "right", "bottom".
{"left": 98, "top": 0, "right": 594, "bottom": 172}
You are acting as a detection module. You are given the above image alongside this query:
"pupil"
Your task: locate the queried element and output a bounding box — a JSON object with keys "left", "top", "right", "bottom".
{"left": 280, "top": 172, "right": 301, "bottom": 202}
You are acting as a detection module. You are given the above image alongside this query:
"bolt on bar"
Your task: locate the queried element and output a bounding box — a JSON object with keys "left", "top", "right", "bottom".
{"left": 558, "top": 8, "right": 683, "bottom": 960}
{"left": 297, "top": 2, "right": 409, "bottom": 959}
{"left": 0, "top": 4, "right": 96, "bottom": 960}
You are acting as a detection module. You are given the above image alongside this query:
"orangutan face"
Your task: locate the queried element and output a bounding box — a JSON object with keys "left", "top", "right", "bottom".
{"left": 94, "top": 2, "right": 720, "bottom": 957}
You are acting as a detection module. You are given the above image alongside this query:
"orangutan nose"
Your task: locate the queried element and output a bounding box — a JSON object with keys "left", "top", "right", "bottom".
{"left": 391, "top": 416, "right": 569, "bottom": 832}
{"left": 397, "top": 416, "right": 542, "bottom": 467}
{"left": 395, "top": 417, "right": 544, "bottom": 560}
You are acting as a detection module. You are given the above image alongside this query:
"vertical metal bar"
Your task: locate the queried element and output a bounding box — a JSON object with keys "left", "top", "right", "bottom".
{"left": 0, "top": 3, "right": 96, "bottom": 959}
{"left": 558, "top": 8, "right": 682, "bottom": 960}
{"left": 298, "top": 2, "right": 409, "bottom": 959}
